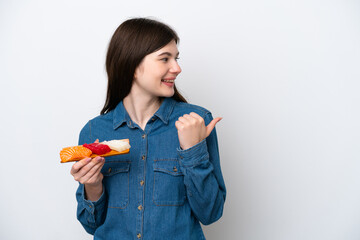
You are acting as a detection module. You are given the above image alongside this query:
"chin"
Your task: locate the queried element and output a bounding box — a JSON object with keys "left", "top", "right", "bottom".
{"left": 160, "top": 90, "right": 175, "bottom": 98}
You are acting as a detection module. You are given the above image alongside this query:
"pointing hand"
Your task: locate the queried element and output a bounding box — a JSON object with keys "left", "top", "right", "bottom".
{"left": 175, "top": 112, "right": 222, "bottom": 150}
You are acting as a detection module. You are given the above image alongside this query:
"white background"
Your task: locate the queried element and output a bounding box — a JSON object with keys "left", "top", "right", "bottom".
{"left": 1, "top": 0, "right": 360, "bottom": 239}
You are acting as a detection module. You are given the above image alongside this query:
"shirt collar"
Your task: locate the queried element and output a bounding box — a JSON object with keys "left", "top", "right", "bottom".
{"left": 113, "top": 97, "right": 176, "bottom": 129}
{"left": 154, "top": 97, "right": 176, "bottom": 125}
{"left": 113, "top": 101, "right": 127, "bottom": 129}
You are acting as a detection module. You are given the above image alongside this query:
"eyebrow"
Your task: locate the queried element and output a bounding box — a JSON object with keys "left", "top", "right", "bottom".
{"left": 157, "top": 52, "right": 180, "bottom": 57}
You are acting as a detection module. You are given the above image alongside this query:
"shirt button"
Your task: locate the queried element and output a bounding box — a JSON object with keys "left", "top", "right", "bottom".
{"left": 138, "top": 205, "right": 143, "bottom": 211}
{"left": 142, "top": 155, "right": 145, "bottom": 160}
{"left": 137, "top": 233, "right": 141, "bottom": 239}
{"left": 140, "top": 180, "right": 144, "bottom": 186}
{"left": 108, "top": 168, "right": 112, "bottom": 173}
{"left": 173, "top": 166, "right": 178, "bottom": 172}
{"left": 152, "top": 118, "right": 155, "bottom": 121}
{"left": 142, "top": 134, "right": 146, "bottom": 139}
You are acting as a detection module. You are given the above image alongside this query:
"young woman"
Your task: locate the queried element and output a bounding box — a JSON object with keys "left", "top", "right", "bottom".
{"left": 70, "top": 18, "right": 226, "bottom": 239}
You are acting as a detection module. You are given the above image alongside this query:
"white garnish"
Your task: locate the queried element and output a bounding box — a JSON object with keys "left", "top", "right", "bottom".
{"left": 102, "top": 140, "right": 130, "bottom": 152}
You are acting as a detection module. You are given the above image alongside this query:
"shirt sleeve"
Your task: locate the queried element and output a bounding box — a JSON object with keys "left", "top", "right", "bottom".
{"left": 177, "top": 112, "right": 226, "bottom": 225}
{"left": 75, "top": 121, "right": 107, "bottom": 234}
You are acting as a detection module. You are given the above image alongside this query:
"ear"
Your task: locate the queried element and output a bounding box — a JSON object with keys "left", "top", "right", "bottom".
{"left": 133, "top": 68, "right": 139, "bottom": 80}
{"left": 134, "top": 61, "right": 145, "bottom": 79}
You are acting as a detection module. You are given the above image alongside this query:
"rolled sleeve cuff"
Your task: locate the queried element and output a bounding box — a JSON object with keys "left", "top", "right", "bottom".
{"left": 177, "top": 139, "right": 209, "bottom": 167}
{"left": 79, "top": 184, "right": 106, "bottom": 215}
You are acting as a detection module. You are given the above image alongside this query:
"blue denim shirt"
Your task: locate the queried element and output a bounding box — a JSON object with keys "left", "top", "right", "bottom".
{"left": 76, "top": 97, "right": 226, "bottom": 240}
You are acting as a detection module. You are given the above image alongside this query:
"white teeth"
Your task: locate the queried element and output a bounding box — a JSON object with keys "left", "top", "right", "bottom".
{"left": 162, "top": 79, "right": 174, "bottom": 83}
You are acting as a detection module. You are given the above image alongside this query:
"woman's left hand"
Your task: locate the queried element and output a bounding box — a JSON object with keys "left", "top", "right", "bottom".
{"left": 175, "top": 112, "right": 222, "bottom": 150}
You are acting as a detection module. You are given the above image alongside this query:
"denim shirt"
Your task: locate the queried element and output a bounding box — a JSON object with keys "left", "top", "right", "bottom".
{"left": 76, "top": 97, "right": 226, "bottom": 240}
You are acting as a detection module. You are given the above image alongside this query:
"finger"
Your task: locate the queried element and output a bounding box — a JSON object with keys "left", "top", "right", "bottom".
{"left": 73, "top": 156, "right": 102, "bottom": 180}
{"left": 71, "top": 157, "right": 92, "bottom": 175}
{"left": 182, "top": 114, "right": 192, "bottom": 119}
{"left": 75, "top": 157, "right": 104, "bottom": 182}
{"left": 78, "top": 158, "right": 105, "bottom": 184}
{"left": 189, "top": 112, "right": 205, "bottom": 125}
{"left": 86, "top": 162, "right": 105, "bottom": 184}
{"left": 93, "top": 159, "right": 105, "bottom": 175}
{"left": 189, "top": 112, "right": 202, "bottom": 119}
{"left": 177, "top": 116, "right": 188, "bottom": 124}
{"left": 175, "top": 120, "right": 184, "bottom": 130}
{"left": 94, "top": 139, "right": 99, "bottom": 143}
{"left": 86, "top": 171, "right": 104, "bottom": 185}
{"left": 205, "top": 117, "right": 222, "bottom": 137}
{"left": 183, "top": 114, "right": 198, "bottom": 125}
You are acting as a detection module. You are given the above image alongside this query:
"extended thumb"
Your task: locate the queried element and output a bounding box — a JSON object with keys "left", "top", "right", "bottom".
{"left": 206, "top": 117, "right": 222, "bottom": 137}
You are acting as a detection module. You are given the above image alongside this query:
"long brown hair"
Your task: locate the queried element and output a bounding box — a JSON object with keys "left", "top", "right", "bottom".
{"left": 101, "top": 18, "right": 187, "bottom": 115}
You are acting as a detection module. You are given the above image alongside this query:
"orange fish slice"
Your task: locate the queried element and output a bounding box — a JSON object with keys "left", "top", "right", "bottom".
{"left": 60, "top": 146, "right": 92, "bottom": 163}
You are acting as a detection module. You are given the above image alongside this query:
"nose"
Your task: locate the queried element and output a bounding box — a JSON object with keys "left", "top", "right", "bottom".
{"left": 170, "top": 60, "right": 182, "bottom": 74}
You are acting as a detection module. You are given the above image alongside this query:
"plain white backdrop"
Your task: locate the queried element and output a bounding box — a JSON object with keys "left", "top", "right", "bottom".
{"left": 1, "top": 0, "right": 360, "bottom": 239}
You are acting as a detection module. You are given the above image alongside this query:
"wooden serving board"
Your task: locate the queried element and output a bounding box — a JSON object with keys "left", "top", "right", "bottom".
{"left": 90, "top": 149, "right": 130, "bottom": 158}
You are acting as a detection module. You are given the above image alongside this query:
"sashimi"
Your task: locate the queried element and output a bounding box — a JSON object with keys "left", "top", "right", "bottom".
{"left": 60, "top": 146, "right": 92, "bottom": 163}
{"left": 83, "top": 143, "right": 111, "bottom": 155}
{"left": 60, "top": 139, "right": 131, "bottom": 163}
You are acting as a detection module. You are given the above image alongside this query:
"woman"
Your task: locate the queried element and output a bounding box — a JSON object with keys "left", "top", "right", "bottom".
{"left": 70, "top": 18, "right": 226, "bottom": 239}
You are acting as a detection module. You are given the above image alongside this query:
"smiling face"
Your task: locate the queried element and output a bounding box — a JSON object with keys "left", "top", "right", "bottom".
{"left": 131, "top": 40, "right": 182, "bottom": 100}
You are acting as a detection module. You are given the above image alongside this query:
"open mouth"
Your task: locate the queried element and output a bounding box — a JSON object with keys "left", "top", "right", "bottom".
{"left": 161, "top": 79, "right": 175, "bottom": 83}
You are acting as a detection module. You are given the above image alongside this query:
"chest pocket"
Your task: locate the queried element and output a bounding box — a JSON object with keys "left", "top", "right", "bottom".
{"left": 153, "top": 159, "right": 186, "bottom": 206}
{"left": 101, "top": 161, "right": 131, "bottom": 209}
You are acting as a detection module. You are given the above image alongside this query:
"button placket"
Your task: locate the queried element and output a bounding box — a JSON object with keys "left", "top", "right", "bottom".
{"left": 136, "top": 130, "right": 147, "bottom": 238}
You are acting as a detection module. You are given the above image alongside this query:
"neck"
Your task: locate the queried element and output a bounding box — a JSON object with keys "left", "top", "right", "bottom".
{"left": 123, "top": 94, "right": 162, "bottom": 130}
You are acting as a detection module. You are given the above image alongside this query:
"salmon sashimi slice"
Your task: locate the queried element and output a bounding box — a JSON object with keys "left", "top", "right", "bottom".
{"left": 60, "top": 145, "right": 92, "bottom": 163}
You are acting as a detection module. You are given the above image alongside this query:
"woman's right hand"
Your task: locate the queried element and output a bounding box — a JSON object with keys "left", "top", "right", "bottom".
{"left": 70, "top": 156, "right": 105, "bottom": 201}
